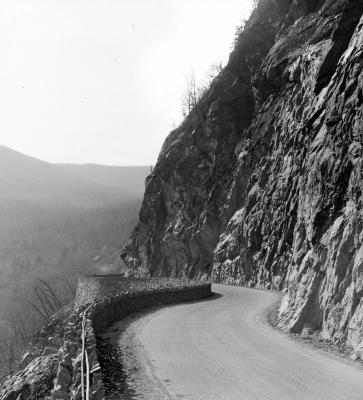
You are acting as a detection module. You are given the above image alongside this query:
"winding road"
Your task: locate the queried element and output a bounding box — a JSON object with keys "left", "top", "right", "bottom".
{"left": 114, "top": 284, "right": 363, "bottom": 400}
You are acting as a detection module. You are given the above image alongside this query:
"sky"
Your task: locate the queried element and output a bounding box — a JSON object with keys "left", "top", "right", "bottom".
{"left": 0, "top": 0, "right": 254, "bottom": 166}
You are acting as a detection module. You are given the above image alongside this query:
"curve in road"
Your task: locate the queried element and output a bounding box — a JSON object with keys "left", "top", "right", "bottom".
{"left": 113, "top": 284, "right": 363, "bottom": 400}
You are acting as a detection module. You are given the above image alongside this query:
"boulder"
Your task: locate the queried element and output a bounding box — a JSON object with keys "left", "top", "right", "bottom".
{"left": 51, "top": 389, "right": 71, "bottom": 400}
{"left": 0, "top": 355, "right": 57, "bottom": 400}
{"left": 18, "top": 352, "right": 34, "bottom": 369}
{"left": 43, "top": 347, "right": 59, "bottom": 356}
{"left": 351, "top": 341, "right": 363, "bottom": 361}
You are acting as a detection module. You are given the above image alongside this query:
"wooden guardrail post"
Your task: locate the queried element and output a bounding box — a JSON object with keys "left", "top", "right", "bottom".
{"left": 81, "top": 305, "right": 92, "bottom": 400}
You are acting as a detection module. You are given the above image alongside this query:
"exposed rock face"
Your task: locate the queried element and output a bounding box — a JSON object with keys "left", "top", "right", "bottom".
{"left": 0, "top": 354, "right": 58, "bottom": 400}
{"left": 123, "top": 0, "right": 363, "bottom": 348}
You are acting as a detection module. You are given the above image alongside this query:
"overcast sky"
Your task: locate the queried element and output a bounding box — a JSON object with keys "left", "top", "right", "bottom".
{"left": 0, "top": 0, "right": 254, "bottom": 165}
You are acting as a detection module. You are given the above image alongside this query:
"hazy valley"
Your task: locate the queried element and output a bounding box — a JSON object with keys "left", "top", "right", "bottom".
{"left": 0, "top": 146, "right": 149, "bottom": 374}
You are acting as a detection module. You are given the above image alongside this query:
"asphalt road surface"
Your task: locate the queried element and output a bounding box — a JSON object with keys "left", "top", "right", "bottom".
{"left": 115, "top": 284, "right": 363, "bottom": 400}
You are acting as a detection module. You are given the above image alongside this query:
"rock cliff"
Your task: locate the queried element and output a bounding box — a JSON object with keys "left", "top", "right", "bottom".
{"left": 122, "top": 0, "right": 363, "bottom": 349}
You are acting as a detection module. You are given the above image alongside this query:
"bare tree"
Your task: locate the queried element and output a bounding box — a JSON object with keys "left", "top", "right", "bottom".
{"left": 233, "top": 18, "right": 247, "bottom": 48}
{"left": 0, "top": 278, "right": 77, "bottom": 375}
{"left": 29, "top": 280, "right": 63, "bottom": 322}
{"left": 181, "top": 70, "right": 198, "bottom": 117}
{"left": 38, "top": 279, "right": 62, "bottom": 309}
{"left": 181, "top": 66, "right": 218, "bottom": 119}
{"left": 208, "top": 62, "right": 223, "bottom": 80}
{"left": 63, "top": 279, "right": 76, "bottom": 298}
{"left": 0, "top": 327, "right": 9, "bottom": 366}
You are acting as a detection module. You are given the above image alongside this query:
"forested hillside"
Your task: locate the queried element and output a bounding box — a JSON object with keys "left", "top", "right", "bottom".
{"left": 0, "top": 146, "right": 148, "bottom": 375}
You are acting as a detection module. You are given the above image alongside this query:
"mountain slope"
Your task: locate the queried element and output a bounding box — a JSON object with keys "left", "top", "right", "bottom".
{"left": 122, "top": 0, "right": 363, "bottom": 350}
{"left": 0, "top": 146, "right": 148, "bottom": 204}
{"left": 0, "top": 146, "right": 149, "bottom": 371}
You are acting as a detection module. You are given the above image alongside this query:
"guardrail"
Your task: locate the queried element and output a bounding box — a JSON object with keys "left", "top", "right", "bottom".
{"left": 50, "top": 276, "right": 211, "bottom": 400}
{"left": 81, "top": 305, "right": 92, "bottom": 400}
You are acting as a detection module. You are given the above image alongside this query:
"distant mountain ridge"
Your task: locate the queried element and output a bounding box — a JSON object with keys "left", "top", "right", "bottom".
{"left": 0, "top": 146, "right": 149, "bottom": 204}
{"left": 58, "top": 163, "right": 151, "bottom": 197}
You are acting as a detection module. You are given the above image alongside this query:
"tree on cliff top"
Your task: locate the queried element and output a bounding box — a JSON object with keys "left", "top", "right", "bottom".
{"left": 181, "top": 63, "right": 222, "bottom": 118}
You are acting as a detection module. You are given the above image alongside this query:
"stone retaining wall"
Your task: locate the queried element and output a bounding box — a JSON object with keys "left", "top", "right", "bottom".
{"left": 51, "top": 276, "right": 212, "bottom": 400}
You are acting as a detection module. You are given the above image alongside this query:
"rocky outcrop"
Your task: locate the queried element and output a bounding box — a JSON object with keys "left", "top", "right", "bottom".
{"left": 0, "top": 306, "right": 72, "bottom": 400}
{"left": 123, "top": 0, "right": 363, "bottom": 349}
{"left": 0, "top": 355, "right": 58, "bottom": 400}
